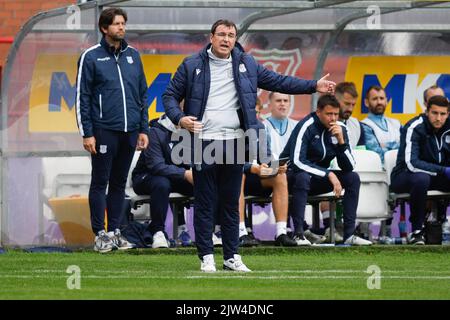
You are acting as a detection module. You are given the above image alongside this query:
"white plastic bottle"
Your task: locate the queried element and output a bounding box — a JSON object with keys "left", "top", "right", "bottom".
{"left": 442, "top": 220, "right": 450, "bottom": 245}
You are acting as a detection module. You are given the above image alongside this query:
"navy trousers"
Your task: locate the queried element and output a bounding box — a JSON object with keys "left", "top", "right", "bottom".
{"left": 89, "top": 128, "right": 138, "bottom": 234}
{"left": 192, "top": 139, "right": 243, "bottom": 261}
{"left": 288, "top": 170, "right": 360, "bottom": 241}
{"left": 133, "top": 175, "right": 193, "bottom": 234}
{"left": 390, "top": 171, "right": 450, "bottom": 231}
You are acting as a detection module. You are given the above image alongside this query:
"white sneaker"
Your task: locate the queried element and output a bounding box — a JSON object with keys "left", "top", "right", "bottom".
{"left": 344, "top": 235, "right": 373, "bottom": 246}
{"left": 223, "top": 254, "right": 251, "bottom": 272}
{"left": 152, "top": 231, "right": 169, "bottom": 249}
{"left": 293, "top": 233, "right": 312, "bottom": 246}
{"left": 108, "top": 229, "right": 134, "bottom": 250}
{"left": 212, "top": 232, "right": 222, "bottom": 247}
{"left": 325, "top": 227, "right": 344, "bottom": 243}
{"left": 94, "top": 230, "right": 115, "bottom": 253}
{"left": 304, "top": 229, "right": 326, "bottom": 244}
{"left": 200, "top": 254, "right": 216, "bottom": 272}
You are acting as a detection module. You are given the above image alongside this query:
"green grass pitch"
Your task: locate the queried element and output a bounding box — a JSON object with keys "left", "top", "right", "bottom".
{"left": 0, "top": 246, "right": 449, "bottom": 300}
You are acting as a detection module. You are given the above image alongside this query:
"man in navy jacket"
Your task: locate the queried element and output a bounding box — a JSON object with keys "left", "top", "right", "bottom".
{"left": 132, "top": 115, "right": 194, "bottom": 249}
{"left": 280, "top": 94, "right": 372, "bottom": 246}
{"left": 75, "top": 8, "right": 149, "bottom": 253}
{"left": 391, "top": 95, "right": 450, "bottom": 244}
{"left": 163, "top": 19, "right": 336, "bottom": 272}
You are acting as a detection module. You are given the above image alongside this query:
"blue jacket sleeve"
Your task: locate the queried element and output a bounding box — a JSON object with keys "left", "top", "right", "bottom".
{"left": 162, "top": 61, "right": 187, "bottom": 126}
{"left": 138, "top": 55, "right": 149, "bottom": 134}
{"left": 145, "top": 129, "right": 186, "bottom": 180}
{"left": 76, "top": 53, "right": 94, "bottom": 138}
{"left": 406, "top": 126, "right": 446, "bottom": 175}
{"left": 256, "top": 63, "right": 317, "bottom": 94}
{"left": 335, "top": 127, "right": 356, "bottom": 172}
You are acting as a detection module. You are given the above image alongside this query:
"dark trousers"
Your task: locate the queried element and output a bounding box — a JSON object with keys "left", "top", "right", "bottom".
{"left": 133, "top": 175, "right": 193, "bottom": 234}
{"left": 89, "top": 128, "right": 138, "bottom": 234}
{"left": 192, "top": 138, "right": 243, "bottom": 260}
{"left": 390, "top": 171, "right": 450, "bottom": 231}
{"left": 288, "top": 170, "right": 360, "bottom": 241}
{"left": 193, "top": 163, "right": 243, "bottom": 260}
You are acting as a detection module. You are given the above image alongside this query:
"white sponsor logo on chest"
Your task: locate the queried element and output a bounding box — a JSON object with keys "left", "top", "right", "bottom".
{"left": 446, "top": 135, "right": 450, "bottom": 144}
{"left": 331, "top": 136, "right": 338, "bottom": 145}
{"left": 127, "top": 56, "right": 133, "bottom": 64}
{"left": 99, "top": 145, "right": 107, "bottom": 154}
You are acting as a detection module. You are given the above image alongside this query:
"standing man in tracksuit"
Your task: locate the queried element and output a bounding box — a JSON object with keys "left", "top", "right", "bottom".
{"left": 391, "top": 95, "right": 450, "bottom": 244}
{"left": 280, "top": 94, "right": 372, "bottom": 246}
{"left": 76, "top": 8, "right": 149, "bottom": 253}
{"left": 163, "top": 19, "right": 336, "bottom": 272}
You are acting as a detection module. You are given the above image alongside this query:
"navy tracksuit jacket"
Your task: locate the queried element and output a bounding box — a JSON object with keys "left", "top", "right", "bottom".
{"left": 280, "top": 112, "right": 360, "bottom": 240}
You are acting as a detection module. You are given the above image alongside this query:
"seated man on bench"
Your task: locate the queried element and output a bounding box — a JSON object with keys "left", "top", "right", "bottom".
{"left": 238, "top": 122, "right": 297, "bottom": 247}
{"left": 280, "top": 94, "right": 372, "bottom": 246}
{"left": 132, "top": 115, "right": 194, "bottom": 248}
{"left": 390, "top": 94, "right": 450, "bottom": 245}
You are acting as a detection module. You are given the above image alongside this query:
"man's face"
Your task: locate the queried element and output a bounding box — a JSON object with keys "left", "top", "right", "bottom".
{"left": 316, "top": 105, "right": 339, "bottom": 129}
{"left": 210, "top": 24, "right": 237, "bottom": 59}
{"left": 365, "top": 89, "right": 387, "bottom": 115}
{"left": 102, "top": 15, "right": 126, "bottom": 42}
{"left": 338, "top": 92, "right": 357, "bottom": 120}
{"left": 425, "top": 88, "right": 445, "bottom": 104}
{"left": 269, "top": 93, "right": 290, "bottom": 120}
{"left": 255, "top": 102, "right": 263, "bottom": 120}
{"left": 426, "top": 104, "right": 449, "bottom": 131}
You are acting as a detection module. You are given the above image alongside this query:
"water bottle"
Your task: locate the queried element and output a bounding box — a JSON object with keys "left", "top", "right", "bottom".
{"left": 392, "top": 237, "right": 407, "bottom": 245}
{"left": 442, "top": 221, "right": 450, "bottom": 245}
{"left": 398, "top": 214, "right": 408, "bottom": 238}
{"left": 378, "top": 236, "right": 393, "bottom": 245}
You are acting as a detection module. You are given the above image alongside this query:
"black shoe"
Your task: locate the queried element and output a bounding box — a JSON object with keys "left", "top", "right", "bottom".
{"left": 239, "top": 234, "right": 260, "bottom": 247}
{"left": 408, "top": 230, "right": 425, "bottom": 245}
{"left": 274, "top": 234, "right": 298, "bottom": 247}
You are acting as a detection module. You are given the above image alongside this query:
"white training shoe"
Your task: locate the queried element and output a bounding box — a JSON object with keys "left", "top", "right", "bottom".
{"left": 293, "top": 233, "right": 312, "bottom": 246}
{"left": 344, "top": 235, "right": 373, "bottom": 246}
{"left": 200, "top": 254, "right": 216, "bottom": 272}
{"left": 304, "top": 229, "right": 326, "bottom": 244}
{"left": 212, "top": 232, "right": 223, "bottom": 247}
{"left": 152, "top": 231, "right": 169, "bottom": 249}
{"left": 108, "top": 229, "right": 134, "bottom": 250}
{"left": 223, "top": 254, "right": 252, "bottom": 272}
{"left": 94, "top": 230, "right": 115, "bottom": 253}
{"left": 325, "top": 227, "right": 344, "bottom": 243}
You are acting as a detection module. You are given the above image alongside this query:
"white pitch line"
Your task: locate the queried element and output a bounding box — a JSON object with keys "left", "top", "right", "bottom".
{"left": 0, "top": 274, "right": 449, "bottom": 280}
{"left": 5, "top": 269, "right": 450, "bottom": 274}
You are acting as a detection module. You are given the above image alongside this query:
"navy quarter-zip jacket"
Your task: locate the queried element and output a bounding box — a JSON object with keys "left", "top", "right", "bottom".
{"left": 392, "top": 114, "right": 450, "bottom": 177}
{"left": 76, "top": 37, "right": 149, "bottom": 138}
{"left": 280, "top": 112, "right": 356, "bottom": 177}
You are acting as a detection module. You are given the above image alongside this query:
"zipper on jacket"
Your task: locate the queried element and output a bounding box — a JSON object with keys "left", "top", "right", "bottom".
{"left": 320, "top": 130, "right": 326, "bottom": 161}
{"left": 99, "top": 94, "right": 103, "bottom": 119}
{"left": 115, "top": 55, "right": 128, "bottom": 132}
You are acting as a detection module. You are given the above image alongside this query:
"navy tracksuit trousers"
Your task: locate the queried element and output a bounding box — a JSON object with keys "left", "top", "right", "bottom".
{"left": 89, "top": 128, "right": 138, "bottom": 234}
{"left": 133, "top": 175, "right": 193, "bottom": 234}
{"left": 288, "top": 170, "right": 360, "bottom": 240}
{"left": 390, "top": 171, "right": 450, "bottom": 231}
{"left": 192, "top": 139, "right": 243, "bottom": 261}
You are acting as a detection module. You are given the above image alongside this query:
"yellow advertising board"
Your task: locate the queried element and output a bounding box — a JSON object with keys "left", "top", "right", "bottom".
{"left": 346, "top": 56, "right": 450, "bottom": 124}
